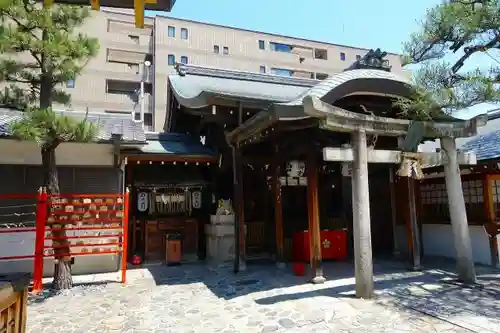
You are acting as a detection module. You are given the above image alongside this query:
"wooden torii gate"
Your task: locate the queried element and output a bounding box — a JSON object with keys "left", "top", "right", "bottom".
{"left": 304, "top": 95, "right": 487, "bottom": 299}
{"left": 39, "top": 0, "right": 173, "bottom": 28}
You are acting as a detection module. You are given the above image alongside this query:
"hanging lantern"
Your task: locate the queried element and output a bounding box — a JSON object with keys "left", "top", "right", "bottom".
{"left": 286, "top": 160, "right": 305, "bottom": 178}
{"left": 131, "top": 254, "right": 142, "bottom": 265}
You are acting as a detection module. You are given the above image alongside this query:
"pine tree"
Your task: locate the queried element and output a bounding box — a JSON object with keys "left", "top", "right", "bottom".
{"left": 0, "top": 0, "right": 99, "bottom": 289}
{"left": 397, "top": 0, "right": 500, "bottom": 119}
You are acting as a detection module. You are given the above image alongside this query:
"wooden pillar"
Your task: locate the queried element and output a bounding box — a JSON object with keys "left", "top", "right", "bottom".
{"left": 233, "top": 104, "right": 246, "bottom": 272}
{"left": 306, "top": 153, "right": 325, "bottom": 284}
{"left": 272, "top": 149, "right": 285, "bottom": 267}
{"left": 388, "top": 167, "right": 400, "bottom": 256}
{"left": 351, "top": 129, "right": 374, "bottom": 299}
{"left": 484, "top": 175, "right": 499, "bottom": 268}
{"left": 407, "top": 178, "right": 422, "bottom": 270}
{"left": 441, "top": 136, "right": 476, "bottom": 283}
{"left": 396, "top": 137, "right": 422, "bottom": 269}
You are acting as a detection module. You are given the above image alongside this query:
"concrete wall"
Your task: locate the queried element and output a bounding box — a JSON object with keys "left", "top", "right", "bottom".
{"left": 0, "top": 228, "right": 120, "bottom": 277}
{"left": 0, "top": 140, "right": 115, "bottom": 166}
{"left": 395, "top": 224, "right": 496, "bottom": 266}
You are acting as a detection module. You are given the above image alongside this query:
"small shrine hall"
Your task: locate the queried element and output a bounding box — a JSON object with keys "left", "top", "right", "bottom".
{"left": 159, "top": 51, "right": 486, "bottom": 299}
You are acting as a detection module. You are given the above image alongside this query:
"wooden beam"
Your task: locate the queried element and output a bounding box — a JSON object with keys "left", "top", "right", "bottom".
{"left": 306, "top": 153, "right": 325, "bottom": 284}
{"left": 323, "top": 147, "right": 477, "bottom": 165}
{"left": 304, "top": 95, "right": 487, "bottom": 138}
{"left": 124, "top": 155, "right": 216, "bottom": 163}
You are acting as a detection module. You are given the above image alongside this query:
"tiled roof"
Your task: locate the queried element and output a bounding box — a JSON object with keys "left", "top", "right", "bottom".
{"left": 282, "top": 69, "right": 411, "bottom": 106}
{"left": 419, "top": 108, "right": 500, "bottom": 161}
{"left": 0, "top": 108, "right": 146, "bottom": 143}
{"left": 169, "top": 64, "right": 312, "bottom": 108}
{"left": 138, "top": 133, "right": 216, "bottom": 157}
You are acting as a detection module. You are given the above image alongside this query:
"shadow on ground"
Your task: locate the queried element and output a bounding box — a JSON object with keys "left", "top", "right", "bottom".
{"left": 143, "top": 256, "right": 500, "bottom": 331}
{"left": 28, "top": 256, "right": 500, "bottom": 331}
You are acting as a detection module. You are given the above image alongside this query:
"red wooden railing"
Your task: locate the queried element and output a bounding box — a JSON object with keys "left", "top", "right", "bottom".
{"left": 0, "top": 188, "right": 130, "bottom": 293}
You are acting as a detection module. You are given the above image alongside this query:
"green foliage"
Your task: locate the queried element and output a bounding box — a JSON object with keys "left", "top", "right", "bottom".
{"left": 10, "top": 107, "right": 97, "bottom": 149}
{"left": 398, "top": 0, "right": 500, "bottom": 119}
{"left": 0, "top": 0, "right": 99, "bottom": 109}
{"left": 0, "top": 0, "right": 99, "bottom": 147}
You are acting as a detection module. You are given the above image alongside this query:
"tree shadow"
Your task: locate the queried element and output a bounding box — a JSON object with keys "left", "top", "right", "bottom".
{"left": 144, "top": 258, "right": 424, "bottom": 300}
{"left": 251, "top": 259, "right": 500, "bottom": 332}
{"left": 28, "top": 280, "right": 111, "bottom": 304}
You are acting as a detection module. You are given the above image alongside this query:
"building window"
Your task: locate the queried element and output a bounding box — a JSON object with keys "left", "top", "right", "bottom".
{"left": 144, "top": 114, "right": 153, "bottom": 131}
{"left": 356, "top": 55, "right": 361, "bottom": 61}
{"left": 223, "top": 46, "right": 229, "bottom": 55}
{"left": 168, "top": 54, "right": 175, "bottom": 65}
{"left": 180, "top": 56, "right": 188, "bottom": 64}
{"left": 270, "top": 68, "right": 293, "bottom": 77}
{"left": 128, "top": 35, "right": 139, "bottom": 44}
{"left": 315, "top": 73, "right": 328, "bottom": 80}
{"left": 168, "top": 26, "right": 175, "bottom": 37}
{"left": 270, "top": 42, "right": 292, "bottom": 53}
{"left": 259, "top": 66, "right": 266, "bottom": 73}
{"left": 181, "top": 28, "right": 188, "bottom": 40}
{"left": 314, "top": 49, "right": 328, "bottom": 60}
{"left": 258, "top": 40, "right": 265, "bottom": 50}
{"left": 106, "top": 80, "right": 152, "bottom": 99}
{"left": 213, "top": 45, "right": 219, "bottom": 54}
{"left": 340, "top": 52, "right": 346, "bottom": 61}
{"left": 66, "top": 79, "right": 75, "bottom": 88}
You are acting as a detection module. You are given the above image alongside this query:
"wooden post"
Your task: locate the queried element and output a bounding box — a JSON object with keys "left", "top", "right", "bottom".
{"left": 388, "top": 168, "right": 400, "bottom": 256}
{"left": 407, "top": 178, "right": 422, "bottom": 270}
{"left": 272, "top": 150, "right": 285, "bottom": 267}
{"left": 233, "top": 103, "right": 246, "bottom": 272}
{"left": 441, "top": 137, "right": 476, "bottom": 284}
{"left": 306, "top": 153, "right": 325, "bottom": 284}
{"left": 121, "top": 188, "right": 130, "bottom": 284}
{"left": 351, "top": 129, "right": 374, "bottom": 298}
{"left": 32, "top": 187, "right": 48, "bottom": 294}
{"left": 484, "top": 174, "right": 499, "bottom": 268}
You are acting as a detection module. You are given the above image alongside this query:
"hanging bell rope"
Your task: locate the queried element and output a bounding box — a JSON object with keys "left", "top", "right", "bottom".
{"left": 397, "top": 152, "right": 424, "bottom": 180}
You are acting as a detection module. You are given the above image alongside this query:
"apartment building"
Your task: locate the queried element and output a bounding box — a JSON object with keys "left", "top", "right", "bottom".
{"left": 65, "top": 9, "right": 407, "bottom": 132}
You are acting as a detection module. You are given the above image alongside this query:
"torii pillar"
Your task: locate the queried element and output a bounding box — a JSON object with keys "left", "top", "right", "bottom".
{"left": 351, "top": 129, "right": 374, "bottom": 299}
{"left": 441, "top": 137, "right": 476, "bottom": 283}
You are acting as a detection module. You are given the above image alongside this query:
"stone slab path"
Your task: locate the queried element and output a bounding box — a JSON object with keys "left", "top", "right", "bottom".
{"left": 27, "top": 259, "right": 500, "bottom": 333}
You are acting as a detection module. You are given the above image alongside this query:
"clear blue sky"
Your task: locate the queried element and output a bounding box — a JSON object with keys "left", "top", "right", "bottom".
{"left": 146, "top": 0, "right": 498, "bottom": 114}
{"left": 147, "top": 0, "right": 442, "bottom": 54}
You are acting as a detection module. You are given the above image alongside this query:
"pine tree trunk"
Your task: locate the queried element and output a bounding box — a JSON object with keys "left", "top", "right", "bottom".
{"left": 42, "top": 145, "right": 73, "bottom": 290}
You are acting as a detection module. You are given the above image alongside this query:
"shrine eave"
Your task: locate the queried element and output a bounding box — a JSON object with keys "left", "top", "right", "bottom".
{"left": 229, "top": 96, "right": 489, "bottom": 146}
{"left": 168, "top": 64, "right": 313, "bottom": 109}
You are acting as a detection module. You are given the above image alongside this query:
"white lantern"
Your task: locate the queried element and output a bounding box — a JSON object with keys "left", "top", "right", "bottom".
{"left": 192, "top": 191, "right": 202, "bottom": 209}
{"left": 286, "top": 160, "right": 305, "bottom": 178}
{"left": 137, "top": 192, "right": 149, "bottom": 212}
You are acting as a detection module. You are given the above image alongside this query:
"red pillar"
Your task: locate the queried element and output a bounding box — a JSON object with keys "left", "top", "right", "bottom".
{"left": 32, "top": 187, "right": 48, "bottom": 293}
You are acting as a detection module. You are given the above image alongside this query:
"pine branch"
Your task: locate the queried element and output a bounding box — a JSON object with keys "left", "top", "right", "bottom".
{"left": 399, "top": 0, "right": 500, "bottom": 119}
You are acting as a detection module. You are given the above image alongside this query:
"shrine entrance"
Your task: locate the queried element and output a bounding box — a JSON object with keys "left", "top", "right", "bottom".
{"left": 166, "top": 61, "right": 486, "bottom": 299}
{"left": 228, "top": 72, "right": 486, "bottom": 298}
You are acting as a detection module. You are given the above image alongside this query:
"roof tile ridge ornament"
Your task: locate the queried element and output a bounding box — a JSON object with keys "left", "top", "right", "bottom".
{"left": 173, "top": 62, "right": 319, "bottom": 87}
{"left": 345, "top": 48, "right": 392, "bottom": 72}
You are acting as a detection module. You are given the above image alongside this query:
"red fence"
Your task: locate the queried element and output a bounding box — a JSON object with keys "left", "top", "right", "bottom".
{"left": 0, "top": 188, "right": 129, "bottom": 293}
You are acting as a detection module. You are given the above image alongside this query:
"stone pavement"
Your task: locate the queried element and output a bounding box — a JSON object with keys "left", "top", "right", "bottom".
{"left": 27, "top": 259, "right": 500, "bottom": 333}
